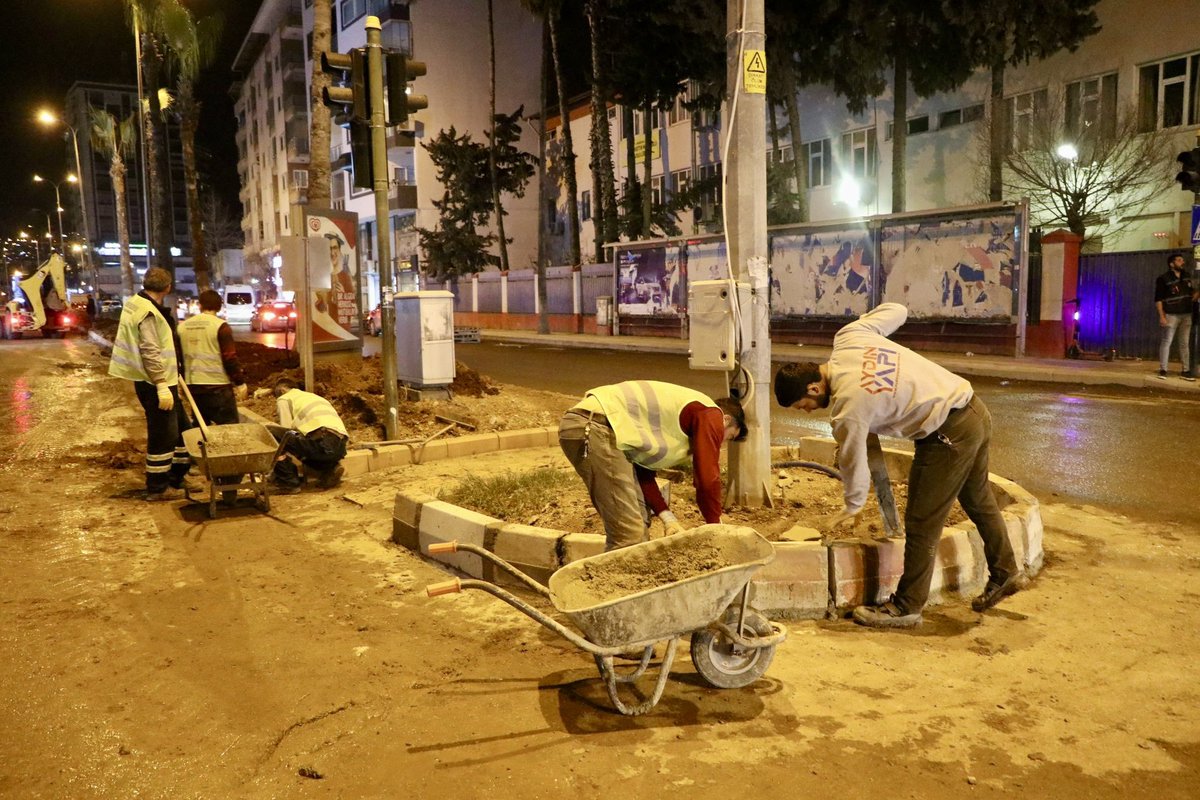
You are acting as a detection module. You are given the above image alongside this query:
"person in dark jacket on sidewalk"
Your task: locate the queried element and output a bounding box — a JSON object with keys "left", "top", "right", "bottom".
{"left": 107, "top": 267, "right": 195, "bottom": 500}
{"left": 1154, "top": 253, "right": 1198, "bottom": 381}
{"left": 774, "top": 303, "right": 1023, "bottom": 629}
{"left": 557, "top": 380, "right": 747, "bottom": 551}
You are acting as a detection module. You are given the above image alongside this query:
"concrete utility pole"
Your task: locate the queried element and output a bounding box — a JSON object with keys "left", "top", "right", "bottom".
{"left": 724, "top": 0, "right": 772, "bottom": 507}
{"left": 365, "top": 16, "right": 402, "bottom": 440}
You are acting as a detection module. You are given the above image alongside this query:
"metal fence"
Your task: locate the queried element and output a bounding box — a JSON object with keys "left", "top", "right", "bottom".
{"left": 1077, "top": 248, "right": 1191, "bottom": 360}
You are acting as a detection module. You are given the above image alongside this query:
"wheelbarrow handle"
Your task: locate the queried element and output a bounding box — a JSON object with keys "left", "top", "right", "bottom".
{"left": 426, "top": 579, "right": 462, "bottom": 597}
{"left": 427, "top": 541, "right": 458, "bottom": 555}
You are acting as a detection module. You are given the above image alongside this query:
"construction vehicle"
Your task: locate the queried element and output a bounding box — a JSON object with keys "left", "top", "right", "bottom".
{"left": 1, "top": 254, "right": 79, "bottom": 339}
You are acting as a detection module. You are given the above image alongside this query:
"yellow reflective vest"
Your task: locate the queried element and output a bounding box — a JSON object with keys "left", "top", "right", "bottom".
{"left": 279, "top": 389, "right": 347, "bottom": 436}
{"left": 108, "top": 294, "right": 178, "bottom": 385}
{"left": 178, "top": 313, "right": 229, "bottom": 385}
{"left": 585, "top": 380, "right": 717, "bottom": 470}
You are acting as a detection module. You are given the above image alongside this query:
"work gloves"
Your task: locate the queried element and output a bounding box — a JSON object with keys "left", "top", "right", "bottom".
{"left": 234, "top": 384, "right": 249, "bottom": 402}
{"left": 659, "top": 510, "right": 685, "bottom": 537}
{"left": 156, "top": 383, "right": 174, "bottom": 411}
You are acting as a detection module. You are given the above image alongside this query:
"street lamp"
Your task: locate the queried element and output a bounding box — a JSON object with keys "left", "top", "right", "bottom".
{"left": 37, "top": 110, "right": 96, "bottom": 283}
{"left": 32, "top": 174, "right": 67, "bottom": 255}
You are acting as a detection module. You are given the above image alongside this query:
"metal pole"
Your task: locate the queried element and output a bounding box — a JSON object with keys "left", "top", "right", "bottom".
{"left": 366, "top": 16, "right": 400, "bottom": 440}
{"left": 54, "top": 185, "right": 65, "bottom": 255}
{"left": 724, "top": 0, "right": 771, "bottom": 508}
{"left": 68, "top": 126, "right": 98, "bottom": 292}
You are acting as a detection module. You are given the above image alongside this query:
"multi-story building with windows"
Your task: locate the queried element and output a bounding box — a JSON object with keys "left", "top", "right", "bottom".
{"left": 546, "top": 0, "right": 1199, "bottom": 261}
{"left": 231, "top": 0, "right": 310, "bottom": 285}
{"left": 233, "top": 0, "right": 541, "bottom": 307}
{"left": 64, "top": 81, "right": 191, "bottom": 296}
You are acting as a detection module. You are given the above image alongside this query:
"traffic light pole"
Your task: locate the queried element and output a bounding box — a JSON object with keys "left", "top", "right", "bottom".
{"left": 365, "top": 17, "right": 401, "bottom": 440}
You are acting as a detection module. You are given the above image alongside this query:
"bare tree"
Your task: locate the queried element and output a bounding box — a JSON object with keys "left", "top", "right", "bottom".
{"left": 992, "top": 102, "right": 1176, "bottom": 246}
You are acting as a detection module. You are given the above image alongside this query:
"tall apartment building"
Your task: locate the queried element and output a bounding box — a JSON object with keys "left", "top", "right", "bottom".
{"left": 64, "top": 81, "right": 191, "bottom": 295}
{"left": 232, "top": 0, "right": 541, "bottom": 307}
{"left": 231, "top": 0, "right": 310, "bottom": 283}
{"left": 546, "top": 0, "right": 1200, "bottom": 260}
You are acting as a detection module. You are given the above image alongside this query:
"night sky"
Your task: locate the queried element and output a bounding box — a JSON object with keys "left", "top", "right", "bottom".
{"left": 0, "top": 0, "right": 258, "bottom": 241}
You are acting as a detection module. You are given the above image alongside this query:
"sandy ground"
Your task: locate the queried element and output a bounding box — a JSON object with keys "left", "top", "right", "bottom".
{"left": 2, "top": 344, "right": 1199, "bottom": 799}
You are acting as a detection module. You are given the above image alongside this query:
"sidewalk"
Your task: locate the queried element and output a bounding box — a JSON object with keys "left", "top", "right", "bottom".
{"left": 476, "top": 328, "right": 1200, "bottom": 393}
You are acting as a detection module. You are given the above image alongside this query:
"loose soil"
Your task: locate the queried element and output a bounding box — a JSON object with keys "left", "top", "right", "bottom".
{"left": 573, "top": 542, "right": 728, "bottom": 602}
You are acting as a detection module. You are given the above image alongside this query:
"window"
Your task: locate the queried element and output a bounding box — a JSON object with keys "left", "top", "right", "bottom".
{"left": 694, "top": 104, "right": 720, "bottom": 130}
{"left": 340, "top": 0, "right": 366, "bottom": 28}
{"left": 580, "top": 190, "right": 592, "bottom": 222}
{"left": 670, "top": 168, "right": 690, "bottom": 197}
{"left": 938, "top": 108, "right": 963, "bottom": 128}
{"left": 803, "top": 138, "right": 832, "bottom": 188}
{"left": 631, "top": 108, "right": 659, "bottom": 137}
{"left": 1066, "top": 73, "right": 1118, "bottom": 138}
{"left": 884, "top": 115, "right": 930, "bottom": 140}
{"left": 651, "top": 175, "right": 664, "bottom": 205}
{"left": 1139, "top": 53, "right": 1200, "bottom": 131}
{"left": 840, "top": 128, "right": 877, "bottom": 178}
{"left": 293, "top": 169, "right": 309, "bottom": 188}
{"left": 1005, "top": 88, "right": 1048, "bottom": 152}
{"left": 697, "top": 162, "right": 722, "bottom": 221}
{"left": 771, "top": 145, "right": 793, "bottom": 164}
{"left": 668, "top": 87, "right": 689, "bottom": 125}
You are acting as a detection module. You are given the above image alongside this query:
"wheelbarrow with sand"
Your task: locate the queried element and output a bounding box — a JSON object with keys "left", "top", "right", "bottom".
{"left": 178, "top": 379, "right": 285, "bottom": 518}
{"left": 425, "top": 525, "right": 787, "bottom": 715}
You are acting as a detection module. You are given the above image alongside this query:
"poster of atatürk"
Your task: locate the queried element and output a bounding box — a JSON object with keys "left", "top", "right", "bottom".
{"left": 303, "top": 207, "right": 361, "bottom": 350}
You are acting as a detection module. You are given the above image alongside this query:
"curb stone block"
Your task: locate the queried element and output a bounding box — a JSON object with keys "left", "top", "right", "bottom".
{"left": 419, "top": 500, "right": 494, "bottom": 577}
{"left": 392, "top": 491, "right": 433, "bottom": 549}
{"left": 541, "top": 426, "right": 559, "bottom": 446}
{"left": 446, "top": 433, "right": 500, "bottom": 459}
{"left": 496, "top": 430, "right": 545, "bottom": 451}
{"left": 342, "top": 449, "right": 371, "bottom": 478}
{"left": 752, "top": 541, "right": 829, "bottom": 618}
{"left": 372, "top": 444, "right": 414, "bottom": 470}
{"left": 927, "top": 526, "right": 987, "bottom": 601}
{"left": 414, "top": 440, "right": 450, "bottom": 464}
{"left": 487, "top": 522, "right": 563, "bottom": 588}
{"left": 392, "top": 518, "right": 419, "bottom": 550}
{"left": 561, "top": 532, "right": 605, "bottom": 565}
{"left": 830, "top": 538, "right": 905, "bottom": 609}
{"left": 1018, "top": 503, "right": 1045, "bottom": 574}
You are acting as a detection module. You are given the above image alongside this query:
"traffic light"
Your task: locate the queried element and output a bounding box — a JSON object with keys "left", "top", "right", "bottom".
{"left": 320, "top": 48, "right": 369, "bottom": 121}
{"left": 1175, "top": 147, "right": 1200, "bottom": 193}
{"left": 385, "top": 53, "right": 428, "bottom": 126}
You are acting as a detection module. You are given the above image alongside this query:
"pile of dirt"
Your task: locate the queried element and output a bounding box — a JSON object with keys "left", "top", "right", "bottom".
{"left": 449, "top": 462, "right": 967, "bottom": 543}
{"left": 92, "top": 316, "right": 117, "bottom": 340}
{"left": 85, "top": 439, "right": 145, "bottom": 470}
{"left": 234, "top": 341, "right": 300, "bottom": 386}
{"left": 575, "top": 541, "right": 728, "bottom": 601}
{"left": 241, "top": 357, "right": 564, "bottom": 444}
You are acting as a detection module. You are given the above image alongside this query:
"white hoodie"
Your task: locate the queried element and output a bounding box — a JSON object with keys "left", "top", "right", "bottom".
{"left": 827, "top": 303, "right": 973, "bottom": 513}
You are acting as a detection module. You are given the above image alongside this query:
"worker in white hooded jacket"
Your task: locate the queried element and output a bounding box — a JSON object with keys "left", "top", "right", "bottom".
{"left": 774, "top": 302, "right": 1023, "bottom": 628}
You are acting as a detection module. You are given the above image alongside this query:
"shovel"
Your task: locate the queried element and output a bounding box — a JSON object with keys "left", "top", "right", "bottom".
{"left": 177, "top": 377, "right": 210, "bottom": 441}
{"left": 866, "top": 433, "right": 902, "bottom": 538}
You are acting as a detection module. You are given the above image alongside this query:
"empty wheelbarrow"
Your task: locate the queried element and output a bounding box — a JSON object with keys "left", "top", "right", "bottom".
{"left": 425, "top": 524, "right": 787, "bottom": 715}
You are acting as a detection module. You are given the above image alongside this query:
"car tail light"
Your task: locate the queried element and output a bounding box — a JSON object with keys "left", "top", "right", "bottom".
{"left": 62, "top": 315, "right": 73, "bottom": 325}
{"left": 263, "top": 311, "right": 276, "bottom": 321}
{"left": 288, "top": 311, "right": 297, "bottom": 318}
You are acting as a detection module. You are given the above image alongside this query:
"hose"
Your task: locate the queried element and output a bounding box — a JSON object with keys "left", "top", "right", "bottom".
{"left": 772, "top": 460, "right": 842, "bottom": 480}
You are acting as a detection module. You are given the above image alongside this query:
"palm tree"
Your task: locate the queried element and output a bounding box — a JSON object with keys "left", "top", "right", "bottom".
{"left": 155, "top": 0, "right": 222, "bottom": 292}
{"left": 124, "top": 0, "right": 173, "bottom": 274}
{"left": 91, "top": 109, "right": 139, "bottom": 299}
{"left": 585, "top": 0, "right": 617, "bottom": 261}
{"left": 520, "top": 0, "right": 581, "bottom": 268}
{"left": 309, "top": 0, "right": 333, "bottom": 206}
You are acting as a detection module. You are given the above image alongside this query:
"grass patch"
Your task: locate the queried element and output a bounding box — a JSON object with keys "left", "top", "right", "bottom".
{"left": 442, "top": 468, "right": 576, "bottom": 521}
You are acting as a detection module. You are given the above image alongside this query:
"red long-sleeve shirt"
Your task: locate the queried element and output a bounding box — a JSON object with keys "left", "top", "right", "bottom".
{"left": 634, "top": 401, "right": 725, "bottom": 523}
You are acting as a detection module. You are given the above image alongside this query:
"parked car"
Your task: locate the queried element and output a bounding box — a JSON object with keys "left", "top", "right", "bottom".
{"left": 368, "top": 304, "right": 382, "bottom": 336}
{"left": 249, "top": 300, "right": 297, "bottom": 332}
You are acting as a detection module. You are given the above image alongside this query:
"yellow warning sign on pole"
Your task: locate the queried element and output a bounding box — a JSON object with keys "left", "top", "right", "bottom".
{"left": 743, "top": 49, "right": 766, "bottom": 94}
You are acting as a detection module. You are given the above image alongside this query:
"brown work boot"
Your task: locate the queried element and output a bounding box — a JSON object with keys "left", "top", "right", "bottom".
{"left": 971, "top": 573, "right": 1027, "bottom": 612}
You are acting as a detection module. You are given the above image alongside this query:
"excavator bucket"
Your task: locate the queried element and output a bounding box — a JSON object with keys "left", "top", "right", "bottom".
{"left": 17, "top": 254, "right": 67, "bottom": 329}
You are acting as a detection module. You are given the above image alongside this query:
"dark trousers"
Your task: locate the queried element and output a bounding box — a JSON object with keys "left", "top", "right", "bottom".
{"left": 133, "top": 381, "right": 192, "bottom": 493}
{"left": 893, "top": 395, "right": 1019, "bottom": 614}
{"left": 273, "top": 428, "right": 347, "bottom": 487}
{"left": 190, "top": 386, "right": 239, "bottom": 425}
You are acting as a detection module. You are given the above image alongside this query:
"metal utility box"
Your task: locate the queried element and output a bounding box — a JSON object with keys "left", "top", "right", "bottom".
{"left": 688, "top": 279, "right": 750, "bottom": 371}
{"left": 394, "top": 290, "right": 456, "bottom": 387}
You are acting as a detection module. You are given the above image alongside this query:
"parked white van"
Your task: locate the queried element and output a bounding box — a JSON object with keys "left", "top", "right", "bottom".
{"left": 221, "top": 284, "right": 257, "bottom": 324}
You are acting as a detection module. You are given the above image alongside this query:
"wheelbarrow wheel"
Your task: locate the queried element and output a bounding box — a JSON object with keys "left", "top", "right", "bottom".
{"left": 690, "top": 608, "right": 776, "bottom": 690}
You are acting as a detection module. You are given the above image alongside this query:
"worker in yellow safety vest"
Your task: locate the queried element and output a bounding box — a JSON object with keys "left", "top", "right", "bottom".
{"left": 108, "top": 267, "right": 195, "bottom": 500}
{"left": 270, "top": 377, "right": 348, "bottom": 493}
{"left": 177, "top": 289, "right": 249, "bottom": 425}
